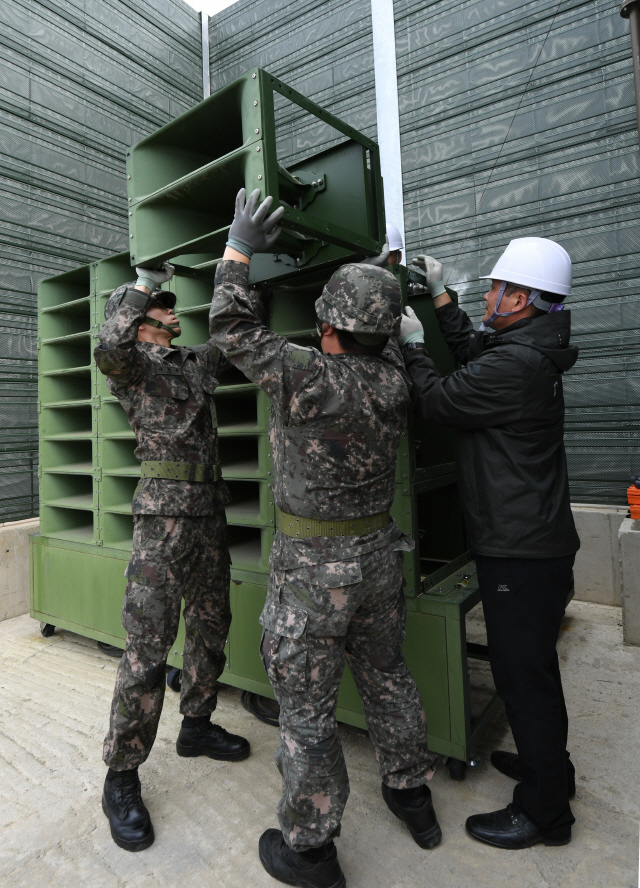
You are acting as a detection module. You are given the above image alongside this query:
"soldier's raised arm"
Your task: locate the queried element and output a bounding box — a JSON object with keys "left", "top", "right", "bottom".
{"left": 94, "top": 263, "right": 177, "bottom": 385}
{"left": 209, "top": 189, "right": 327, "bottom": 420}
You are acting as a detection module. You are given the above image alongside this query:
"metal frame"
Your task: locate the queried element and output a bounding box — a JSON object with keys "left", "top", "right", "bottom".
{"left": 126, "top": 69, "right": 385, "bottom": 272}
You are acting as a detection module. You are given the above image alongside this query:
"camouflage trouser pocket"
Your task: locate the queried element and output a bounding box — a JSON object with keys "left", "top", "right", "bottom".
{"left": 122, "top": 559, "right": 168, "bottom": 636}
{"left": 260, "top": 601, "right": 309, "bottom": 691}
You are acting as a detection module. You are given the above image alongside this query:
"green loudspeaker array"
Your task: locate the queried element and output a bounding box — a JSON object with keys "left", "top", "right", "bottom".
{"left": 127, "top": 68, "right": 384, "bottom": 285}
{"left": 38, "top": 264, "right": 98, "bottom": 546}
{"left": 32, "top": 70, "right": 499, "bottom": 769}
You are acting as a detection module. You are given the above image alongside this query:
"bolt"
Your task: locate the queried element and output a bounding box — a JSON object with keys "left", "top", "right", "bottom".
{"left": 258, "top": 174, "right": 262, "bottom": 180}
{"left": 128, "top": 212, "right": 132, "bottom": 216}
{"left": 312, "top": 180, "right": 317, "bottom": 186}
{"left": 254, "top": 100, "right": 258, "bottom": 106}
{"left": 130, "top": 234, "right": 133, "bottom": 238}
{"left": 318, "top": 178, "right": 324, "bottom": 185}
{"left": 252, "top": 73, "right": 256, "bottom": 79}
{"left": 256, "top": 146, "right": 261, "bottom": 152}
{"left": 127, "top": 175, "right": 131, "bottom": 179}
{"left": 255, "top": 128, "right": 260, "bottom": 134}
{"left": 128, "top": 197, "right": 132, "bottom": 202}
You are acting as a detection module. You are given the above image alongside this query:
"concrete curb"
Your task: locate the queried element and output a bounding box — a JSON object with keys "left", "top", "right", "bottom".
{"left": 0, "top": 517, "right": 40, "bottom": 622}
{"left": 619, "top": 517, "right": 640, "bottom": 646}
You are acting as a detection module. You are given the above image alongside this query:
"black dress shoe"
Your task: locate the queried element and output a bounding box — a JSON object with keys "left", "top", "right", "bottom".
{"left": 381, "top": 783, "right": 442, "bottom": 849}
{"left": 258, "top": 829, "right": 346, "bottom": 888}
{"left": 102, "top": 769, "right": 154, "bottom": 852}
{"left": 176, "top": 719, "right": 250, "bottom": 761}
{"left": 466, "top": 804, "right": 571, "bottom": 849}
{"left": 490, "top": 750, "right": 576, "bottom": 799}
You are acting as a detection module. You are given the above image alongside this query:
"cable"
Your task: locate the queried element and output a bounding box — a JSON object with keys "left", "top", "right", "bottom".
{"left": 445, "top": 0, "right": 565, "bottom": 286}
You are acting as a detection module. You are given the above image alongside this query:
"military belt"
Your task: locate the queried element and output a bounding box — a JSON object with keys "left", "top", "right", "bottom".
{"left": 276, "top": 508, "right": 391, "bottom": 539}
{"left": 141, "top": 460, "right": 221, "bottom": 483}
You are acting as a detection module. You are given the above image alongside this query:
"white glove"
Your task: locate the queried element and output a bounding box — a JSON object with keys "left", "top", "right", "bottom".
{"left": 399, "top": 305, "right": 424, "bottom": 346}
{"left": 411, "top": 254, "right": 446, "bottom": 298}
{"left": 135, "top": 261, "right": 175, "bottom": 291}
{"left": 358, "top": 237, "right": 390, "bottom": 267}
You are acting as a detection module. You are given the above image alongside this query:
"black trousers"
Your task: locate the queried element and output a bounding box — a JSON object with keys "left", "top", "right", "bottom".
{"left": 475, "top": 553, "right": 576, "bottom": 840}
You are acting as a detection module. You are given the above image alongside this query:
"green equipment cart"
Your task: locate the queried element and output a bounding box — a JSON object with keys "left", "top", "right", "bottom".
{"left": 30, "top": 68, "right": 499, "bottom": 779}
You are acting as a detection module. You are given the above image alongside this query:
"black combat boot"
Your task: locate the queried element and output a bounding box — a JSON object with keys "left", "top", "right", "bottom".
{"left": 102, "top": 768, "right": 154, "bottom": 851}
{"left": 466, "top": 804, "right": 571, "bottom": 849}
{"left": 258, "top": 829, "right": 346, "bottom": 888}
{"left": 176, "top": 715, "right": 250, "bottom": 761}
{"left": 381, "top": 782, "right": 442, "bottom": 849}
{"left": 490, "top": 750, "right": 576, "bottom": 799}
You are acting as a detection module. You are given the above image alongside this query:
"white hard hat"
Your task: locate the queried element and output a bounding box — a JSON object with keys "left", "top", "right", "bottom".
{"left": 480, "top": 237, "right": 572, "bottom": 297}
{"left": 386, "top": 222, "right": 403, "bottom": 251}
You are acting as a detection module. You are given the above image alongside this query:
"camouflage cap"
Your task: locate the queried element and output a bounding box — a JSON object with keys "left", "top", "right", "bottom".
{"left": 149, "top": 288, "right": 177, "bottom": 312}
{"left": 104, "top": 284, "right": 176, "bottom": 320}
{"left": 315, "top": 264, "right": 401, "bottom": 342}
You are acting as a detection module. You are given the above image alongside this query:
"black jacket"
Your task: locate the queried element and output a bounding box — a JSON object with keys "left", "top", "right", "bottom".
{"left": 405, "top": 302, "right": 580, "bottom": 559}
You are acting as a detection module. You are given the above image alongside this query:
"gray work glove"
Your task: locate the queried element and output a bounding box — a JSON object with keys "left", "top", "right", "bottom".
{"left": 358, "top": 238, "right": 390, "bottom": 267}
{"left": 411, "top": 254, "right": 447, "bottom": 298}
{"left": 135, "top": 261, "right": 175, "bottom": 291}
{"left": 227, "top": 188, "right": 284, "bottom": 258}
{"left": 399, "top": 305, "right": 424, "bottom": 346}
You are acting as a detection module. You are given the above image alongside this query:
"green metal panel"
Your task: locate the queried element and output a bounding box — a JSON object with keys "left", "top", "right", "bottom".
{"left": 127, "top": 68, "right": 384, "bottom": 277}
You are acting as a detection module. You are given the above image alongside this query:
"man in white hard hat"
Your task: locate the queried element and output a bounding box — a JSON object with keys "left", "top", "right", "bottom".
{"left": 398, "top": 237, "right": 580, "bottom": 850}
{"left": 363, "top": 223, "right": 404, "bottom": 268}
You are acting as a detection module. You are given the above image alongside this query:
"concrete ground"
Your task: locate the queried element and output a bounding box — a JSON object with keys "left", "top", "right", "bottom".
{"left": 0, "top": 601, "right": 637, "bottom": 888}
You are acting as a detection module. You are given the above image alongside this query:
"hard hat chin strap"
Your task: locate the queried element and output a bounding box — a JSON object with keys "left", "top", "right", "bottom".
{"left": 143, "top": 316, "right": 181, "bottom": 338}
{"left": 478, "top": 282, "right": 543, "bottom": 331}
{"left": 532, "top": 294, "right": 565, "bottom": 313}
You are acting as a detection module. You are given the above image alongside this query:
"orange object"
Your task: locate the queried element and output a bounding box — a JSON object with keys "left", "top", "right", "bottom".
{"left": 627, "top": 484, "right": 640, "bottom": 519}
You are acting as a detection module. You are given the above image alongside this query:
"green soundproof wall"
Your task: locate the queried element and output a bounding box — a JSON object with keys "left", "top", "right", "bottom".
{"left": 395, "top": 0, "right": 640, "bottom": 503}
{"left": 209, "top": 0, "right": 640, "bottom": 504}
{"left": 0, "top": 0, "right": 203, "bottom": 522}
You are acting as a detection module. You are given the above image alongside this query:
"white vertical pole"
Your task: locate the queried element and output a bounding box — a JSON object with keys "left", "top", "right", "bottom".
{"left": 201, "top": 11, "right": 211, "bottom": 99}
{"left": 370, "top": 0, "right": 405, "bottom": 255}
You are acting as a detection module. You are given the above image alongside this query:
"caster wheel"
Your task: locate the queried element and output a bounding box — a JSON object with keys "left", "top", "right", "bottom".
{"left": 447, "top": 757, "right": 467, "bottom": 781}
{"left": 167, "top": 667, "right": 182, "bottom": 692}
{"left": 240, "top": 690, "right": 280, "bottom": 727}
{"left": 40, "top": 623, "right": 55, "bottom": 638}
{"left": 97, "top": 641, "right": 123, "bottom": 658}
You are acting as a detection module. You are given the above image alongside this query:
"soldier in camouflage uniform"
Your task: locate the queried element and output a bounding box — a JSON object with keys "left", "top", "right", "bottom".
{"left": 95, "top": 262, "right": 249, "bottom": 853}
{"left": 208, "top": 189, "right": 441, "bottom": 888}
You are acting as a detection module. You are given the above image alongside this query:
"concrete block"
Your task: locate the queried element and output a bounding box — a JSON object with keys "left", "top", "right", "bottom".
{"left": 0, "top": 518, "right": 39, "bottom": 622}
{"left": 619, "top": 518, "right": 640, "bottom": 646}
{"left": 571, "top": 505, "right": 626, "bottom": 606}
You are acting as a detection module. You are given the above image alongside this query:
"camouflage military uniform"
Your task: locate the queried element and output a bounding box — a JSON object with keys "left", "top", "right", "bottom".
{"left": 209, "top": 261, "right": 436, "bottom": 850}
{"left": 95, "top": 283, "right": 232, "bottom": 771}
